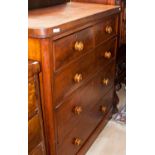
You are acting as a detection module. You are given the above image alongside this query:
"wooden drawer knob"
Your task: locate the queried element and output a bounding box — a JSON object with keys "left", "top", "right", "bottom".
{"left": 74, "top": 41, "right": 84, "bottom": 52}
{"left": 73, "top": 138, "right": 82, "bottom": 146}
{"left": 104, "top": 51, "right": 112, "bottom": 59}
{"left": 74, "top": 73, "right": 83, "bottom": 83}
{"left": 100, "top": 105, "right": 107, "bottom": 113}
{"left": 102, "top": 78, "right": 109, "bottom": 86}
{"left": 73, "top": 106, "right": 82, "bottom": 115}
{"left": 105, "top": 26, "right": 113, "bottom": 34}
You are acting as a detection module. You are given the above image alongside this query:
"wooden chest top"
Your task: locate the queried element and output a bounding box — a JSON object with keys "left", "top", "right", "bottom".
{"left": 28, "top": 2, "right": 120, "bottom": 38}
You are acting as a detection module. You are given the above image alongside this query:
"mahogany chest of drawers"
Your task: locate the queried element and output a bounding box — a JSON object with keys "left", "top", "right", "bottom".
{"left": 28, "top": 2, "right": 120, "bottom": 155}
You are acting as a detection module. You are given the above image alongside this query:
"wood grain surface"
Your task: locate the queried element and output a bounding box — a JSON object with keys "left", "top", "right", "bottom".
{"left": 29, "top": 2, "right": 119, "bottom": 28}
{"left": 28, "top": 2, "right": 120, "bottom": 38}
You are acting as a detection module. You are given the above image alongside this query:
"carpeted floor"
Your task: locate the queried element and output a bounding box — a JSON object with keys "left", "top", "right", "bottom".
{"left": 86, "top": 84, "right": 126, "bottom": 155}
{"left": 113, "top": 105, "right": 126, "bottom": 125}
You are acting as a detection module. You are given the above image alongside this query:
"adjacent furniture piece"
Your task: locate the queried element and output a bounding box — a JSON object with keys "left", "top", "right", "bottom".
{"left": 117, "top": 0, "right": 126, "bottom": 46}
{"left": 28, "top": 2, "right": 120, "bottom": 155}
{"left": 115, "top": 0, "right": 126, "bottom": 90}
{"left": 115, "top": 44, "right": 126, "bottom": 90}
{"left": 28, "top": 60, "right": 46, "bottom": 155}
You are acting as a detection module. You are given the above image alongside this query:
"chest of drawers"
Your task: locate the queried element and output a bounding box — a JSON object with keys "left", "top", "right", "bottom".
{"left": 28, "top": 2, "right": 120, "bottom": 155}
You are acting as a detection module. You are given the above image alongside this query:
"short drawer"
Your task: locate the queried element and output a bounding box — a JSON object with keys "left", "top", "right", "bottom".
{"left": 55, "top": 61, "right": 115, "bottom": 145}
{"left": 56, "top": 90, "right": 114, "bottom": 155}
{"left": 28, "top": 114, "right": 42, "bottom": 152}
{"left": 95, "top": 90, "right": 114, "bottom": 119}
{"left": 53, "top": 27, "right": 94, "bottom": 70}
{"left": 94, "top": 15, "right": 117, "bottom": 46}
{"left": 28, "top": 77, "right": 37, "bottom": 117}
{"left": 96, "top": 38, "right": 117, "bottom": 69}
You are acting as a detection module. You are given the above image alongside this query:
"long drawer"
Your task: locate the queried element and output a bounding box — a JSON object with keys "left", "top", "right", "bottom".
{"left": 53, "top": 49, "right": 97, "bottom": 106}
{"left": 53, "top": 38, "right": 117, "bottom": 107}
{"left": 55, "top": 61, "right": 115, "bottom": 146}
{"left": 56, "top": 89, "right": 114, "bottom": 155}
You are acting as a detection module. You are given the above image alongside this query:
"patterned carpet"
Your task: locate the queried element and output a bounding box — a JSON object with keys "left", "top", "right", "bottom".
{"left": 112, "top": 83, "right": 126, "bottom": 125}
{"left": 113, "top": 105, "right": 126, "bottom": 125}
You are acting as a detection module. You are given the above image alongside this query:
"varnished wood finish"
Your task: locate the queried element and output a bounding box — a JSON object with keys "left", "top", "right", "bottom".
{"left": 29, "top": 143, "right": 46, "bottom": 155}
{"left": 28, "top": 60, "right": 40, "bottom": 77}
{"left": 54, "top": 50, "right": 97, "bottom": 105}
{"left": 56, "top": 62, "right": 115, "bottom": 146}
{"left": 94, "top": 15, "right": 117, "bottom": 46}
{"left": 77, "top": 105, "right": 113, "bottom": 155}
{"left": 118, "top": 0, "right": 126, "bottom": 45}
{"left": 54, "top": 37, "right": 116, "bottom": 106}
{"left": 95, "top": 37, "right": 117, "bottom": 67}
{"left": 73, "top": 0, "right": 115, "bottom": 5}
{"left": 28, "top": 2, "right": 120, "bottom": 38}
{"left": 28, "top": 78, "right": 37, "bottom": 119}
{"left": 28, "top": 60, "right": 46, "bottom": 155}
{"left": 72, "top": 0, "right": 125, "bottom": 45}
{"left": 28, "top": 2, "right": 120, "bottom": 155}
{"left": 28, "top": 39, "right": 41, "bottom": 61}
{"left": 53, "top": 33, "right": 117, "bottom": 106}
{"left": 29, "top": 115, "right": 42, "bottom": 152}
{"left": 39, "top": 39, "right": 56, "bottom": 155}
{"left": 53, "top": 27, "right": 94, "bottom": 70}
{"left": 29, "top": 0, "right": 69, "bottom": 10}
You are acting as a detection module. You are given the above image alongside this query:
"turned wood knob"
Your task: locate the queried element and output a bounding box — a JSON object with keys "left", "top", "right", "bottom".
{"left": 105, "top": 26, "right": 113, "bottom": 34}
{"left": 73, "top": 138, "right": 82, "bottom": 146}
{"left": 102, "top": 78, "right": 109, "bottom": 86}
{"left": 74, "top": 73, "right": 83, "bottom": 83}
{"left": 100, "top": 105, "right": 107, "bottom": 113}
{"left": 104, "top": 51, "right": 112, "bottom": 59}
{"left": 74, "top": 41, "right": 84, "bottom": 52}
{"left": 73, "top": 106, "right": 82, "bottom": 115}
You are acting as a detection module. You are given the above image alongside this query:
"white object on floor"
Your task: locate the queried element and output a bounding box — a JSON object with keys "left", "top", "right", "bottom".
{"left": 86, "top": 121, "right": 126, "bottom": 155}
{"left": 117, "top": 83, "right": 126, "bottom": 110}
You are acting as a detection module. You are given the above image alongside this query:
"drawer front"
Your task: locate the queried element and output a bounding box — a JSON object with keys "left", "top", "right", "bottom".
{"left": 28, "top": 77, "right": 37, "bottom": 116}
{"left": 28, "top": 114, "right": 42, "bottom": 152}
{"left": 94, "top": 15, "right": 117, "bottom": 46}
{"left": 57, "top": 90, "right": 114, "bottom": 155}
{"left": 96, "top": 38, "right": 117, "bottom": 69}
{"left": 95, "top": 90, "right": 114, "bottom": 120}
{"left": 53, "top": 27, "right": 94, "bottom": 70}
{"left": 56, "top": 61, "right": 115, "bottom": 145}
{"left": 54, "top": 50, "right": 97, "bottom": 106}
{"left": 29, "top": 143, "right": 46, "bottom": 155}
